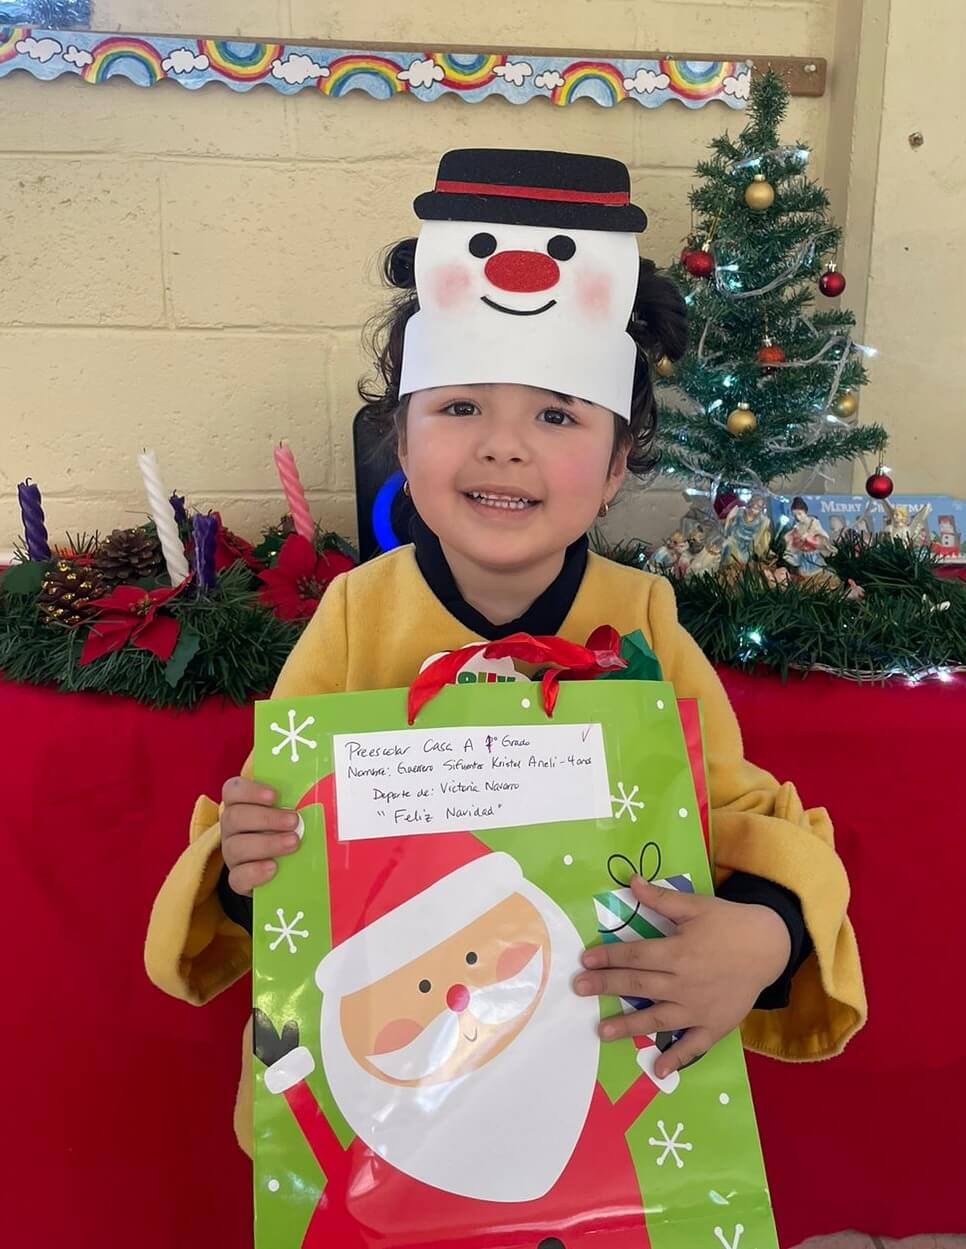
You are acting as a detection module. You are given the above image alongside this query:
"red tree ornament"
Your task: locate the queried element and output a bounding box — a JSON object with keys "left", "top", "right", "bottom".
{"left": 819, "top": 263, "right": 847, "bottom": 297}
{"left": 757, "top": 339, "right": 786, "bottom": 368}
{"left": 865, "top": 469, "right": 895, "bottom": 500}
{"left": 684, "top": 245, "right": 714, "bottom": 279}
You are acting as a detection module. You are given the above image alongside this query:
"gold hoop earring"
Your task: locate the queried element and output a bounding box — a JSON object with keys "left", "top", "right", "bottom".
{"left": 598, "top": 500, "right": 609, "bottom": 518}
{"left": 403, "top": 480, "right": 411, "bottom": 498}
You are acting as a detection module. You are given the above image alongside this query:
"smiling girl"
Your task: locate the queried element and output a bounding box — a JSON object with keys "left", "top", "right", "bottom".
{"left": 146, "top": 149, "right": 864, "bottom": 1166}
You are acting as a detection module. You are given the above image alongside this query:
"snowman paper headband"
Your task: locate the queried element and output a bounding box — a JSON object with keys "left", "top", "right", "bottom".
{"left": 398, "top": 149, "right": 649, "bottom": 421}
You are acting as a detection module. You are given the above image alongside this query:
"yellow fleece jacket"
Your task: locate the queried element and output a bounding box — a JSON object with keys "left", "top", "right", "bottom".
{"left": 145, "top": 546, "right": 866, "bottom": 1156}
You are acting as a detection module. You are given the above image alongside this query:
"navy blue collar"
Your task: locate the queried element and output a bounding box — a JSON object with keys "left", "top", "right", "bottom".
{"left": 410, "top": 514, "right": 588, "bottom": 641}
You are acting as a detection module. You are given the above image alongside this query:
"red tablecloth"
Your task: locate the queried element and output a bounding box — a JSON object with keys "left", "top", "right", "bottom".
{"left": 5, "top": 668, "right": 965, "bottom": 1247}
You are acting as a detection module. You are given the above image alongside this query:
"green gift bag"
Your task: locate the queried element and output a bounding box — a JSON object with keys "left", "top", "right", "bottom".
{"left": 252, "top": 636, "right": 778, "bottom": 1249}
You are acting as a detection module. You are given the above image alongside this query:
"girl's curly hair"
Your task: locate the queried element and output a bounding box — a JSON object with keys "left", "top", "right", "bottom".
{"left": 358, "top": 237, "right": 688, "bottom": 479}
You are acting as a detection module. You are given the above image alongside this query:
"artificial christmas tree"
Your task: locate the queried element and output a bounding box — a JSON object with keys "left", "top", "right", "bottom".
{"left": 656, "top": 70, "right": 888, "bottom": 514}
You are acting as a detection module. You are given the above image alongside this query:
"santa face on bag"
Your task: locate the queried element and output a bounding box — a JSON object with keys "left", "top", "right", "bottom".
{"left": 341, "top": 893, "right": 550, "bottom": 1087}
{"left": 318, "top": 861, "right": 600, "bottom": 1203}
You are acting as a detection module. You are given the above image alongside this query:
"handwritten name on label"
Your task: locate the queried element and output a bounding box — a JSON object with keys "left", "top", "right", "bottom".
{"left": 333, "top": 723, "right": 609, "bottom": 840}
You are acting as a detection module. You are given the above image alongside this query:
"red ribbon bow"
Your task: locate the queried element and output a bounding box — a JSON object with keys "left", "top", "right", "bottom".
{"left": 407, "top": 626, "right": 625, "bottom": 724}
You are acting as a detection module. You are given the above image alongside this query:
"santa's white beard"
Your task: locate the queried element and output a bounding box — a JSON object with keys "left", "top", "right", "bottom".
{"left": 320, "top": 880, "right": 600, "bottom": 1203}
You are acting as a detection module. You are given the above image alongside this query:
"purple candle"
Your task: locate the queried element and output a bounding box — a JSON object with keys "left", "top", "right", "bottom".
{"left": 17, "top": 480, "right": 51, "bottom": 561}
{"left": 169, "top": 492, "right": 187, "bottom": 528}
{"left": 192, "top": 513, "right": 218, "bottom": 592}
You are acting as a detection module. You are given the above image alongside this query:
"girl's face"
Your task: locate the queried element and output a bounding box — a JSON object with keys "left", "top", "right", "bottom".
{"left": 398, "top": 383, "right": 626, "bottom": 573}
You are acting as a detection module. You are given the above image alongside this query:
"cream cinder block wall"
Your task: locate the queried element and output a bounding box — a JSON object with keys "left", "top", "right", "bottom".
{"left": 847, "top": 0, "right": 966, "bottom": 495}
{"left": 2, "top": 0, "right": 841, "bottom": 550}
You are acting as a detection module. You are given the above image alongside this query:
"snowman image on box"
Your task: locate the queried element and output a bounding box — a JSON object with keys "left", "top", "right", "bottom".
{"left": 255, "top": 774, "right": 680, "bottom": 1249}
{"left": 397, "top": 147, "right": 649, "bottom": 420}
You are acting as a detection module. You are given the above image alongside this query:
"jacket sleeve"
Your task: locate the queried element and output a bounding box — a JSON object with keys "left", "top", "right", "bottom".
{"left": 645, "top": 575, "right": 866, "bottom": 1060}
{"left": 144, "top": 574, "right": 350, "bottom": 1005}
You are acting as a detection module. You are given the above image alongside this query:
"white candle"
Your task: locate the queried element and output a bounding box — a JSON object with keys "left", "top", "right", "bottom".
{"left": 137, "top": 449, "right": 190, "bottom": 585}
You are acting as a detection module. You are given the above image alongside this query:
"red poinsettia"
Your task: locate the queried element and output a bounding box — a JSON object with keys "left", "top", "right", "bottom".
{"left": 80, "top": 581, "right": 187, "bottom": 665}
{"left": 258, "top": 535, "right": 355, "bottom": 620}
{"left": 211, "top": 512, "right": 263, "bottom": 574}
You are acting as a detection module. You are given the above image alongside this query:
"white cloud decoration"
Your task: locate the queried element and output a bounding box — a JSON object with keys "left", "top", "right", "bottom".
{"left": 161, "top": 48, "right": 210, "bottom": 75}
{"left": 16, "top": 37, "right": 62, "bottom": 64}
{"left": 270, "top": 53, "right": 329, "bottom": 86}
{"left": 723, "top": 70, "right": 752, "bottom": 101}
{"left": 398, "top": 57, "right": 445, "bottom": 90}
{"left": 623, "top": 67, "right": 670, "bottom": 95}
{"left": 62, "top": 45, "right": 94, "bottom": 70}
{"left": 534, "top": 69, "right": 565, "bottom": 91}
{"left": 493, "top": 60, "right": 533, "bottom": 88}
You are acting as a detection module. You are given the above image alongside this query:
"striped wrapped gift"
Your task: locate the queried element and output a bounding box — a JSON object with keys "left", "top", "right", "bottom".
{"left": 593, "top": 874, "right": 694, "bottom": 1014}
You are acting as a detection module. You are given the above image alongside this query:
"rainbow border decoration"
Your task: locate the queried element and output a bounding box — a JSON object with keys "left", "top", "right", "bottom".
{"left": 321, "top": 53, "right": 409, "bottom": 98}
{"left": 198, "top": 39, "right": 283, "bottom": 82}
{"left": 0, "top": 25, "right": 28, "bottom": 63}
{"left": 81, "top": 37, "right": 164, "bottom": 85}
{"left": 0, "top": 28, "right": 751, "bottom": 111}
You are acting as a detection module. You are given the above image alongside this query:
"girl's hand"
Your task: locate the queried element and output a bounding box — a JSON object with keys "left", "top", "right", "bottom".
{"left": 574, "top": 875, "right": 792, "bottom": 1078}
{"left": 220, "top": 777, "right": 302, "bottom": 896}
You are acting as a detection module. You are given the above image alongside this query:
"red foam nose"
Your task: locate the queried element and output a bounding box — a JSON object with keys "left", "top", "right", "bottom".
{"left": 445, "top": 983, "right": 470, "bottom": 1013}
{"left": 484, "top": 250, "right": 560, "bottom": 293}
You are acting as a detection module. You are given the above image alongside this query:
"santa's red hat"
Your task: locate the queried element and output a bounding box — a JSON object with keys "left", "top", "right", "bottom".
{"left": 298, "top": 775, "right": 524, "bottom": 996}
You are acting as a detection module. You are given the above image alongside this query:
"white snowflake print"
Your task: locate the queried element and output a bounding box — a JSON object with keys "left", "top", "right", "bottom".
{"left": 648, "top": 1119, "right": 693, "bottom": 1168}
{"left": 610, "top": 781, "right": 645, "bottom": 822}
{"left": 714, "top": 1225, "right": 744, "bottom": 1249}
{"left": 264, "top": 908, "right": 309, "bottom": 954}
{"left": 270, "top": 708, "right": 318, "bottom": 763}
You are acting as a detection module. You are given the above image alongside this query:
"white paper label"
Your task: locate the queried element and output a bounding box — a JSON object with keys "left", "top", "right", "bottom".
{"left": 333, "top": 723, "right": 610, "bottom": 840}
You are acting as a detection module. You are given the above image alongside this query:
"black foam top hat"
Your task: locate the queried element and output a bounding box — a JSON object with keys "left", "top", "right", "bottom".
{"left": 413, "top": 148, "right": 647, "bottom": 233}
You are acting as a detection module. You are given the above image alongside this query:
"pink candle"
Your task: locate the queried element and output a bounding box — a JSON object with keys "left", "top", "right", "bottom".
{"left": 273, "top": 443, "right": 315, "bottom": 542}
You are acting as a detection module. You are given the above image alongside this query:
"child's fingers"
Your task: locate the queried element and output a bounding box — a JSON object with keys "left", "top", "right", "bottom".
{"left": 652, "top": 1026, "right": 715, "bottom": 1078}
{"left": 222, "top": 776, "right": 276, "bottom": 805}
{"left": 228, "top": 860, "right": 277, "bottom": 897}
{"left": 223, "top": 830, "right": 301, "bottom": 869}
{"left": 223, "top": 804, "right": 300, "bottom": 838}
{"left": 596, "top": 1002, "right": 689, "bottom": 1042}
{"left": 629, "top": 875, "right": 704, "bottom": 923}
{"left": 574, "top": 965, "right": 677, "bottom": 1002}
{"left": 581, "top": 937, "right": 677, "bottom": 974}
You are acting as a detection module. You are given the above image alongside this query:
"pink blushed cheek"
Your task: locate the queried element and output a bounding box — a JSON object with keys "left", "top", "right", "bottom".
{"left": 431, "top": 262, "right": 474, "bottom": 310}
{"left": 496, "top": 941, "right": 539, "bottom": 982}
{"left": 576, "top": 271, "right": 613, "bottom": 318}
{"left": 371, "top": 1017, "right": 424, "bottom": 1055}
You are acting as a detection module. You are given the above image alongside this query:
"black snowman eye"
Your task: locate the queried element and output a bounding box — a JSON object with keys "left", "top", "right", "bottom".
{"left": 465, "top": 951, "right": 478, "bottom": 965}
{"left": 547, "top": 235, "right": 576, "bottom": 262}
{"left": 418, "top": 979, "right": 432, "bottom": 993}
{"left": 468, "top": 232, "right": 498, "bottom": 258}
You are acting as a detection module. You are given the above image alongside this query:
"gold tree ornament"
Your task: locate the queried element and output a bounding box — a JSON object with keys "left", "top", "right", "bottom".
{"left": 726, "top": 402, "right": 758, "bottom": 436}
{"left": 833, "top": 390, "right": 859, "bottom": 418}
{"left": 744, "top": 173, "right": 775, "bottom": 211}
{"left": 654, "top": 355, "right": 676, "bottom": 378}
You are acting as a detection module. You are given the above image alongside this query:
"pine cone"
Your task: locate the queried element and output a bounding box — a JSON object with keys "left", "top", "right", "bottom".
{"left": 38, "top": 560, "right": 108, "bottom": 627}
{"left": 92, "top": 526, "right": 166, "bottom": 587}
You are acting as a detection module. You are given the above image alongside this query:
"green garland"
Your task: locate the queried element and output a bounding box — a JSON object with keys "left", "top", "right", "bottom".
{"left": 0, "top": 563, "right": 302, "bottom": 708}
{"left": 600, "top": 534, "right": 966, "bottom": 681}
{"left": 3, "top": 529, "right": 963, "bottom": 710}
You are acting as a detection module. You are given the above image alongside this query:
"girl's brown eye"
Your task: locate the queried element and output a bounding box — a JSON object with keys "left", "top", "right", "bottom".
{"left": 465, "top": 951, "right": 478, "bottom": 965}
{"left": 418, "top": 979, "right": 432, "bottom": 993}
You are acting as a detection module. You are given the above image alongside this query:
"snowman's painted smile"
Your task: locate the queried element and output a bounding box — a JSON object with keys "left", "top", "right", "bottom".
{"left": 481, "top": 296, "right": 557, "bottom": 317}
